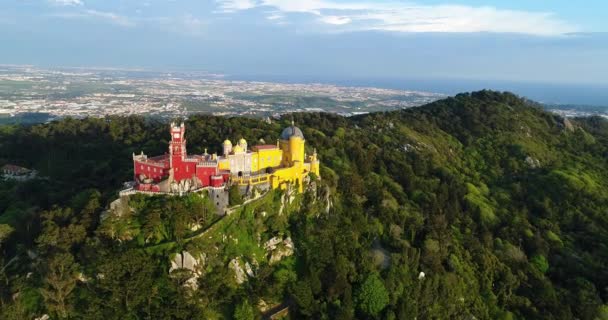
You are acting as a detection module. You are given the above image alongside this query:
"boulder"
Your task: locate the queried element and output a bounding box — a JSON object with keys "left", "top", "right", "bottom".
{"left": 268, "top": 237, "right": 295, "bottom": 264}
{"left": 525, "top": 156, "right": 541, "bottom": 169}
{"left": 229, "top": 258, "right": 247, "bottom": 284}
{"left": 170, "top": 251, "right": 205, "bottom": 289}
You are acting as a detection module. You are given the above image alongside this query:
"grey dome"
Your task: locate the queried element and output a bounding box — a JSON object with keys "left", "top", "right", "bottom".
{"left": 281, "top": 125, "right": 304, "bottom": 140}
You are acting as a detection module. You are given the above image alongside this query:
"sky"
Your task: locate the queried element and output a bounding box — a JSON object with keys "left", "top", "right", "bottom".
{"left": 1, "top": 0, "right": 608, "bottom": 91}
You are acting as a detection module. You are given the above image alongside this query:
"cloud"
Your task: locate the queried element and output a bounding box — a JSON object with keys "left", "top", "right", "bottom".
{"left": 49, "top": 0, "right": 83, "bottom": 6}
{"left": 215, "top": 0, "right": 579, "bottom": 36}
{"left": 319, "top": 15, "right": 352, "bottom": 25}
{"left": 50, "top": 10, "right": 134, "bottom": 27}
{"left": 266, "top": 13, "right": 284, "bottom": 21}
{"left": 84, "top": 10, "right": 134, "bottom": 27}
{"left": 217, "top": 0, "right": 258, "bottom": 12}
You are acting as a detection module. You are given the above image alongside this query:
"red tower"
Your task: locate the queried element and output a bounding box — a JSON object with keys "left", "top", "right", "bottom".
{"left": 169, "top": 122, "right": 186, "bottom": 168}
{"left": 132, "top": 122, "right": 228, "bottom": 192}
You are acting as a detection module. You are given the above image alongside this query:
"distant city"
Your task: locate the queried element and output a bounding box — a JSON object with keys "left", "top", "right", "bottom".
{"left": 0, "top": 65, "right": 444, "bottom": 122}
{"left": 0, "top": 65, "right": 606, "bottom": 124}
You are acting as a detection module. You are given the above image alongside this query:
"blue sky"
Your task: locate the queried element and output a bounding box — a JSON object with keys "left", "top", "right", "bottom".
{"left": 1, "top": 0, "right": 608, "bottom": 87}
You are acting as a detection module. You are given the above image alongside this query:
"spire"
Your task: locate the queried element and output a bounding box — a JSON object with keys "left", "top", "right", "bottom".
{"left": 291, "top": 119, "right": 295, "bottom": 127}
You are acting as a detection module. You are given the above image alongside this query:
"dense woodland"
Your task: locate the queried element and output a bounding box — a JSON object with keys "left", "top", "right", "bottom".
{"left": 0, "top": 91, "right": 607, "bottom": 319}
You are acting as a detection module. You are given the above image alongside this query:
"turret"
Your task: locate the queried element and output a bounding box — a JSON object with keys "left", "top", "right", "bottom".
{"left": 169, "top": 122, "right": 186, "bottom": 167}
{"left": 280, "top": 123, "right": 305, "bottom": 166}
{"left": 223, "top": 139, "right": 232, "bottom": 156}
{"left": 238, "top": 138, "right": 248, "bottom": 152}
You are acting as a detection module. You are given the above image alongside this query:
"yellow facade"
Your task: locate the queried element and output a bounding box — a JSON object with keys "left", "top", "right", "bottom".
{"left": 218, "top": 124, "right": 320, "bottom": 192}
{"left": 218, "top": 158, "right": 230, "bottom": 171}
{"left": 251, "top": 147, "right": 283, "bottom": 173}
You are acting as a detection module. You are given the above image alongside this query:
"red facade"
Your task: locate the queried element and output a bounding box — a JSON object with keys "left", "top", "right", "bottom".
{"left": 132, "top": 123, "right": 227, "bottom": 192}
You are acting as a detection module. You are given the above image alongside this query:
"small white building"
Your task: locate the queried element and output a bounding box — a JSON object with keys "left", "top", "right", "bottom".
{"left": 2, "top": 164, "right": 37, "bottom": 181}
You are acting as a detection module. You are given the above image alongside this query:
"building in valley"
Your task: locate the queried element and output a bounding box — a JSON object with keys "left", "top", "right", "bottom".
{"left": 1, "top": 164, "right": 37, "bottom": 181}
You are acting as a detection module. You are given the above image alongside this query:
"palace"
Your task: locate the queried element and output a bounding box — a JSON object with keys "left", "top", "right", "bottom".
{"left": 132, "top": 122, "right": 320, "bottom": 193}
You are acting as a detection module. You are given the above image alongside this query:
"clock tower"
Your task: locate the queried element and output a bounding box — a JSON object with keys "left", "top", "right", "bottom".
{"left": 169, "top": 122, "right": 186, "bottom": 168}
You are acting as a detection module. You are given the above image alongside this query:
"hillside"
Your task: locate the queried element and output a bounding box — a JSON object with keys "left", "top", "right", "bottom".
{"left": 0, "top": 90, "right": 607, "bottom": 319}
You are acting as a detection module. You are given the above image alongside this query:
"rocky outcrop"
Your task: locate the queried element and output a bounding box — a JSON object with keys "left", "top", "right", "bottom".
{"left": 265, "top": 236, "right": 294, "bottom": 264}
{"left": 101, "top": 196, "right": 132, "bottom": 221}
{"left": 525, "top": 156, "right": 541, "bottom": 169}
{"left": 229, "top": 258, "right": 248, "bottom": 284}
{"left": 170, "top": 251, "right": 205, "bottom": 289}
{"left": 562, "top": 118, "right": 575, "bottom": 132}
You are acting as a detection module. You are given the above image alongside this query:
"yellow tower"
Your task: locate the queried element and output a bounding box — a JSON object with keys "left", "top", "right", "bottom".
{"left": 280, "top": 122, "right": 305, "bottom": 166}
{"left": 219, "top": 122, "right": 319, "bottom": 192}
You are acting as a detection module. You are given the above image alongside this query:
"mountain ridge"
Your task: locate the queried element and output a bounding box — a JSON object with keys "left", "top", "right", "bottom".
{"left": 0, "top": 91, "right": 607, "bottom": 319}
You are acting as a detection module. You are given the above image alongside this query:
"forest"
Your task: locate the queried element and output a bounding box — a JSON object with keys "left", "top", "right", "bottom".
{"left": 0, "top": 90, "right": 607, "bottom": 319}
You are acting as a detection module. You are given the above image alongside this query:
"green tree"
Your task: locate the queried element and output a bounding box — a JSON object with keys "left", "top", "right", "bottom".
{"left": 40, "top": 253, "right": 78, "bottom": 319}
{"left": 355, "top": 273, "right": 389, "bottom": 317}
{"left": 291, "top": 280, "right": 315, "bottom": 316}
{"left": 530, "top": 255, "right": 549, "bottom": 274}
{"left": 229, "top": 185, "right": 244, "bottom": 206}
{"left": 95, "top": 249, "right": 158, "bottom": 318}
{"left": 234, "top": 299, "right": 256, "bottom": 320}
{"left": 0, "top": 224, "right": 14, "bottom": 248}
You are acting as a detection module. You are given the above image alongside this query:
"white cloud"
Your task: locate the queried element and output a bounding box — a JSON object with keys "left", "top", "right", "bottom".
{"left": 49, "top": 0, "right": 83, "bottom": 6}
{"left": 215, "top": 0, "right": 579, "bottom": 35}
{"left": 217, "top": 0, "right": 258, "bottom": 12}
{"left": 50, "top": 10, "right": 134, "bottom": 27}
{"left": 266, "top": 13, "right": 284, "bottom": 21}
{"left": 319, "top": 15, "right": 352, "bottom": 25}
{"left": 84, "top": 10, "right": 134, "bottom": 27}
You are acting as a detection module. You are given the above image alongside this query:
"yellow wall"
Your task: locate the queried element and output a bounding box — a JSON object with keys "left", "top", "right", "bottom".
{"left": 280, "top": 137, "right": 305, "bottom": 166}
{"left": 252, "top": 148, "right": 283, "bottom": 173}
{"left": 289, "top": 137, "right": 305, "bottom": 164}
{"left": 218, "top": 158, "right": 230, "bottom": 171}
{"left": 271, "top": 162, "right": 306, "bottom": 192}
{"left": 219, "top": 134, "right": 318, "bottom": 193}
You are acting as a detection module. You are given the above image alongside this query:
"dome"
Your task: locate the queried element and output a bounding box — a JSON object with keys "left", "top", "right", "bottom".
{"left": 239, "top": 138, "right": 247, "bottom": 145}
{"left": 281, "top": 125, "right": 304, "bottom": 140}
{"left": 223, "top": 139, "right": 232, "bottom": 146}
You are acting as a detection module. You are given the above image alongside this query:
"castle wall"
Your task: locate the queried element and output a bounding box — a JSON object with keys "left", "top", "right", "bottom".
{"left": 134, "top": 160, "right": 170, "bottom": 182}
{"left": 172, "top": 160, "right": 198, "bottom": 182}
{"left": 195, "top": 165, "right": 218, "bottom": 187}
{"left": 227, "top": 152, "right": 252, "bottom": 175}
{"left": 208, "top": 187, "right": 229, "bottom": 215}
{"left": 252, "top": 148, "right": 282, "bottom": 173}
{"left": 271, "top": 162, "right": 306, "bottom": 192}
